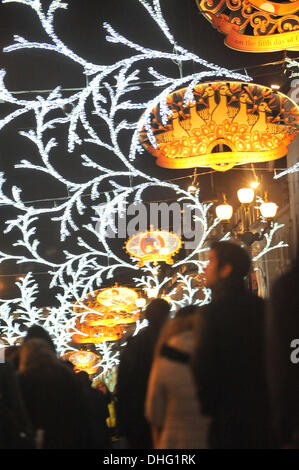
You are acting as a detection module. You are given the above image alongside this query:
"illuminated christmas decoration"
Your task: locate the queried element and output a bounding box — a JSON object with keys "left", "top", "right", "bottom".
{"left": 0, "top": 1, "right": 288, "bottom": 376}
{"left": 125, "top": 229, "right": 182, "bottom": 266}
{"left": 72, "top": 321, "right": 125, "bottom": 344}
{"left": 72, "top": 286, "right": 141, "bottom": 345}
{"left": 65, "top": 350, "right": 101, "bottom": 375}
{"left": 140, "top": 81, "right": 299, "bottom": 172}
{"left": 196, "top": 0, "right": 299, "bottom": 52}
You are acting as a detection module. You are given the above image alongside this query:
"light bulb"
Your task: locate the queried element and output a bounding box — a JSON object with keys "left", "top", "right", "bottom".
{"left": 237, "top": 187, "right": 255, "bottom": 204}
{"left": 260, "top": 201, "right": 278, "bottom": 219}
{"left": 216, "top": 203, "right": 233, "bottom": 221}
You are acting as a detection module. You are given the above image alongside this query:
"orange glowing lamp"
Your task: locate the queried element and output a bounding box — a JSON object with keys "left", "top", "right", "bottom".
{"left": 196, "top": 0, "right": 299, "bottom": 53}
{"left": 139, "top": 81, "right": 299, "bottom": 172}
{"left": 125, "top": 229, "right": 182, "bottom": 267}
{"left": 72, "top": 286, "right": 142, "bottom": 344}
{"left": 66, "top": 350, "right": 100, "bottom": 375}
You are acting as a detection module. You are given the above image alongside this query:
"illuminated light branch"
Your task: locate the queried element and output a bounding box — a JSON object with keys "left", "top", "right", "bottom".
{"left": 252, "top": 223, "right": 288, "bottom": 262}
{"left": 274, "top": 162, "right": 299, "bottom": 179}
{"left": 0, "top": 0, "right": 286, "bottom": 376}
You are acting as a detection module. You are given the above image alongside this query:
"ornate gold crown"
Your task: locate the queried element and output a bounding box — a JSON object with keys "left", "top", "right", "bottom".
{"left": 125, "top": 229, "right": 182, "bottom": 266}
{"left": 196, "top": 0, "right": 299, "bottom": 52}
{"left": 139, "top": 81, "right": 299, "bottom": 172}
{"left": 64, "top": 350, "right": 100, "bottom": 375}
{"left": 72, "top": 286, "right": 141, "bottom": 344}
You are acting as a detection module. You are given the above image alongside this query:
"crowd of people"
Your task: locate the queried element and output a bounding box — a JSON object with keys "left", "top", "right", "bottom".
{"left": 0, "top": 240, "right": 298, "bottom": 449}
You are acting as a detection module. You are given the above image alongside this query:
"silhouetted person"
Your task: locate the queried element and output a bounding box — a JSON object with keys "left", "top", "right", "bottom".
{"left": 23, "top": 325, "right": 56, "bottom": 353}
{"left": 146, "top": 306, "right": 210, "bottom": 448}
{"left": 0, "top": 361, "right": 33, "bottom": 448}
{"left": 192, "top": 241, "right": 270, "bottom": 449}
{"left": 116, "top": 298, "right": 170, "bottom": 449}
{"left": 76, "top": 371, "right": 112, "bottom": 449}
{"left": 267, "top": 248, "right": 299, "bottom": 448}
{"left": 18, "top": 339, "right": 100, "bottom": 449}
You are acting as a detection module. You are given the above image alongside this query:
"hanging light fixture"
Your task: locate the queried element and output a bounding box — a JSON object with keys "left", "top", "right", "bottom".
{"left": 125, "top": 228, "right": 182, "bottom": 267}
{"left": 259, "top": 192, "right": 278, "bottom": 219}
{"left": 64, "top": 350, "right": 100, "bottom": 375}
{"left": 237, "top": 187, "right": 255, "bottom": 205}
{"left": 216, "top": 194, "right": 233, "bottom": 221}
{"left": 72, "top": 286, "right": 142, "bottom": 344}
{"left": 139, "top": 81, "right": 299, "bottom": 172}
{"left": 196, "top": 0, "right": 299, "bottom": 53}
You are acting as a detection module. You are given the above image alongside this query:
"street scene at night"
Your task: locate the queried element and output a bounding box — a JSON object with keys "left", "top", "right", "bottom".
{"left": 0, "top": 0, "right": 298, "bottom": 456}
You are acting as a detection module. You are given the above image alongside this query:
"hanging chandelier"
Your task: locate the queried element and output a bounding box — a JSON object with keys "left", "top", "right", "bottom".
{"left": 139, "top": 81, "right": 299, "bottom": 172}
{"left": 72, "top": 286, "right": 142, "bottom": 344}
{"left": 196, "top": 0, "right": 299, "bottom": 52}
{"left": 125, "top": 229, "right": 182, "bottom": 266}
{"left": 64, "top": 350, "right": 101, "bottom": 375}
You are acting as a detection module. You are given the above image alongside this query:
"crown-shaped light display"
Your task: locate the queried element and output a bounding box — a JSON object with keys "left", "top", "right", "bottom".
{"left": 196, "top": 0, "right": 299, "bottom": 52}
{"left": 125, "top": 229, "right": 182, "bottom": 267}
{"left": 72, "top": 286, "right": 141, "bottom": 344}
{"left": 65, "top": 350, "right": 100, "bottom": 375}
{"left": 139, "top": 81, "right": 299, "bottom": 172}
{"left": 72, "top": 322, "right": 125, "bottom": 344}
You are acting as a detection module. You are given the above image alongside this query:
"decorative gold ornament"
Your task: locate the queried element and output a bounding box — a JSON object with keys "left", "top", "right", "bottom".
{"left": 125, "top": 229, "right": 182, "bottom": 267}
{"left": 72, "top": 322, "right": 125, "bottom": 344}
{"left": 72, "top": 286, "right": 141, "bottom": 344}
{"left": 196, "top": 0, "right": 299, "bottom": 52}
{"left": 96, "top": 286, "right": 138, "bottom": 312}
{"left": 139, "top": 81, "right": 299, "bottom": 172}
{"left": 65, "top": 350, "right": 100, "bottom": 375}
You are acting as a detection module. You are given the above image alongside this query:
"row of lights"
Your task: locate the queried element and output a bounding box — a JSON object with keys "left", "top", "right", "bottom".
{"left": 216, "top": 185, "right": 278, "bottom": 222}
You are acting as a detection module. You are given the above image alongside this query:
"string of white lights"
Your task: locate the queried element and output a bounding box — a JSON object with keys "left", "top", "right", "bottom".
{"left": 0, "top": 0, "right": 287, "bottom": 373}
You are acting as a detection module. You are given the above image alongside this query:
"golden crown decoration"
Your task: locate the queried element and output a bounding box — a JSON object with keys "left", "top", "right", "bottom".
{"left": 72, "top": 286, "right": 141, "bottom": 344}
{"left": 196, "top": 0, "right": 299, "bottom": 52}
{"left": 64, "top": 350, "right": 101, "bottom": 375}
{"left": 125, "top": 229, "right": 182, "bottom": 267}
{"left": 139, "top": 81, "right": 299, "bottom": 172}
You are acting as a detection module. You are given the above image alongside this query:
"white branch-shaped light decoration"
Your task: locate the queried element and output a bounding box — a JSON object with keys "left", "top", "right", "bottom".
{"left": 0, "top": 0, "right": 286, "bottom": 374}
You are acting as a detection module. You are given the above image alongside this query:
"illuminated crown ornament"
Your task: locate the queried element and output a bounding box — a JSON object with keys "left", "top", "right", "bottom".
{"left": 72, "top": 286, "right": 141, "bottom": 344}
{"left": 64, "top": 350, "right": 100, "bottom": 375}
{"left": 125, "top": 229, "right": 182, "bottom": 267}
{"left": 139, "top": 81, "right": 299, "bottom": 172}
{"left": 196, "top": 0, "right": 299, "bottom": 52}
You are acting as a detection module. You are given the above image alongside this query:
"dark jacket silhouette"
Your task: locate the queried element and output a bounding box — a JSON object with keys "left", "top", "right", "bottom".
{"left": 192, "top": 279, "right": 270, "bottom": 449}
{"left": 116, "top": 299, "right": 170, "bottom": 449}
{"left": 267, "top": 251, "right": 299, "bottom": 448}
{"left": 0, "top": 362, "right": 33, "bottom": 448}
{"left": 18, "top": 339, "right": 101, "bottom": 449}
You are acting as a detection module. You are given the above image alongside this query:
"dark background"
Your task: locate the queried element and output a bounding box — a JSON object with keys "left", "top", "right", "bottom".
{"left": 0, "top": 0, "right": 297, "bottom": 304}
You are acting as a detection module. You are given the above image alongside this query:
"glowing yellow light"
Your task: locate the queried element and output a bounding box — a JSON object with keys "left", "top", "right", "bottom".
{"left": 72, "top": 286, "right": 142, "bottom": 344}
{"left": 188, "top": 185, "right": 197, "bottom": 194}
{"left": 237, "top": 188, "right": 255, "bottom": 204}
{"left": 216, "top": 202, "right": 233, "bottom": 221}
{"left": 260, "top": 201, "right": 278, "bottom": 219}
{"left": 135, "top": 297, "right": 146, "bottom": 308}
{"left": 66, "top": 350, "right": 100, "bottom": 375}
{"left": 125, "top": 229, "right": 182, "bottom": 267}
{"left": 250, "top": 181, "right": 260, "bottom": 189}
{"left": 139, "top": 81, "right": 299, "bottom": 172}
{"left": 197, "top": 0, "right": 299, "bottom": 53}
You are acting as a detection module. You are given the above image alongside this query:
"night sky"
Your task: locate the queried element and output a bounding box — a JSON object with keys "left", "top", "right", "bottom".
{"left": 0, "top": 0, "right": 297, "bottom": 304}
